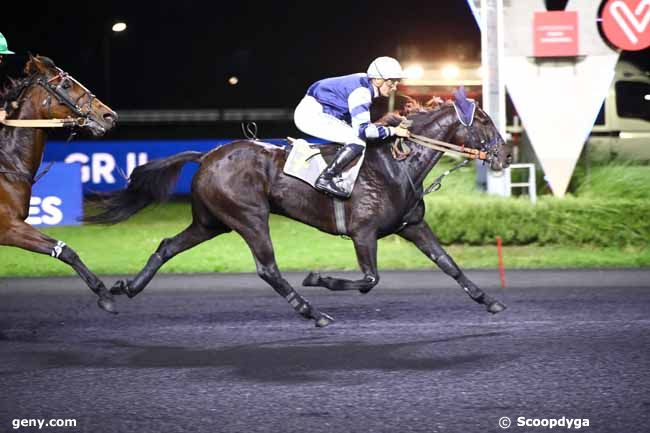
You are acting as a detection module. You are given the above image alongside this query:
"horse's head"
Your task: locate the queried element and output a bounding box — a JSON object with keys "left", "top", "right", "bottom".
{"left": 404, "top": 88, "right": 511, "bottom": 171}
{"left": 23, "top": 54, "right": 117, "bottom": 136}
{"left": 446, "top": 88, "right": 511, "bottom": 171}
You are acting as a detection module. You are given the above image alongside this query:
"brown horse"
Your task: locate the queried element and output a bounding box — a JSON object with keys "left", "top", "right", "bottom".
{"left": 0, "top": 55, "right": 118, "bottom": 313}
{"left": 89, "top": 91, "right": 511, "bottom": 327}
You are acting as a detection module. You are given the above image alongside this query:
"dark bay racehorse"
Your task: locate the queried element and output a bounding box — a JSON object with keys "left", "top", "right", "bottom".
{"left": 0, "top": 55, "right": 118, "bottom": 313}
{"left": 89, "top": 92, "right": 511, "bottom": 327}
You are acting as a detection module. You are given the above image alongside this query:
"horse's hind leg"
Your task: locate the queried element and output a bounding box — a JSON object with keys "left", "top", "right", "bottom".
{"left": 231, "top": 215, "right": 333, "bottom": 328}
{"left": 398, "top": 221, "right": 506, "bottom": 314}
{"left": 302, "top": 229, "right": 380, "bottom": 294}
{"left": 111, "top": 221, "right": 224, "bottom": 298}
{"left": 0, "top": 218, "right": 116, "bottom": 313}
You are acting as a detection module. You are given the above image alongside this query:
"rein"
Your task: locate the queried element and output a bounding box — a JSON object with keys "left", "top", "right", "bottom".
{"left": 396, "top": 158, "right": 470, "bottom": 232}
{"left": 0, "top": 162, "right": 54, "bottom": 184}
{"left": 0, "top": 109, "right": 74, "bottom": 183}
{"left": 0, "top": 110, "right": 84, "bottom": 128}
{"left": 397, "top": 133, "right": 489, "bottom": 161}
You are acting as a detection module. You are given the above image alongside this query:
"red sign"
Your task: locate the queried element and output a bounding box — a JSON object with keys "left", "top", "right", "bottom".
{"left": 602, "top": 0, "right": 650, "bottom": 51}
{"left": 533, "top": 11, "right": 579, "bottom": 57}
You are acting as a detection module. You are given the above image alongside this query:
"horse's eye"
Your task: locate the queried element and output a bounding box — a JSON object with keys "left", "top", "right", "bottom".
{"left": 62, "top": 80, "right": 72, "bottom": 90}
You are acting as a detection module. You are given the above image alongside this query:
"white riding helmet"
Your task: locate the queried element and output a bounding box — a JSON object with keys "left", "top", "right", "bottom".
{"left": 367, "top": 56, "right": 403, "bottom": 80}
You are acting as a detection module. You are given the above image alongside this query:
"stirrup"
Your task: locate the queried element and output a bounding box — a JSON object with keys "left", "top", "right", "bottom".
{"left": 315, "top": 179, "right": 350, "bottom": 199}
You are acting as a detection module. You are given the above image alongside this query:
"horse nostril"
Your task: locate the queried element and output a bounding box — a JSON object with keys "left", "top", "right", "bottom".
{"left": 506, "top": 155, "right": 513, "bottom": 164}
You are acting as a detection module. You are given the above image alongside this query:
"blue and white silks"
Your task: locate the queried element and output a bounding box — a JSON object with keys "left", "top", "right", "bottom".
{"left": 294, "top": 73, "right": 392, "bottom": 147}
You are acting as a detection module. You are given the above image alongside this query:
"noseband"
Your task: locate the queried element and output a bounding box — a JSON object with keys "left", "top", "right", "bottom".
{"left": 460, "top": 127, "right": 499, "bottom": 165}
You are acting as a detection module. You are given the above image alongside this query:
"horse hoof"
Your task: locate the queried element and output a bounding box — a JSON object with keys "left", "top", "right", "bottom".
{"left": 97, "top": 297, "right": 118, "bottom": 314}
{"left": 486, "top": 300, "right": 506, "bottom": 314}
{"left": 302, "top": 272, "right": 321, "bottom": 286}
{"left": 314, "top": 312, "right": 334, "bottom": 328}
{"left": 359, "top": 287, "right": 373, "bottom": 295}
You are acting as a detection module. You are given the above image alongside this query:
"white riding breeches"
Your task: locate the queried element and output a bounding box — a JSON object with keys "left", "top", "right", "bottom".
{"left": 294, "top": 96, "right": 366, "bottom": 147}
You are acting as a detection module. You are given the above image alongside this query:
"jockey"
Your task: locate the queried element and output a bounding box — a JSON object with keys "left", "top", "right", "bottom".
{"left": 294, "top": 56, "right": 410, "bottom": 198}
{"left": 0, "top": 33, "right": 14, "bottom": 66}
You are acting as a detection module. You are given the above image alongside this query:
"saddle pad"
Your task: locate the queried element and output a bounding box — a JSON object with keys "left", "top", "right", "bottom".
{"left": 283, "top": 139, "right": 365, "bottom": 196}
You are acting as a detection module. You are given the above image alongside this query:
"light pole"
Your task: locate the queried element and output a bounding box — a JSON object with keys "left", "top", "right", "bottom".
{"left": 103, "top": 21, "right": 127, "bottom": 102}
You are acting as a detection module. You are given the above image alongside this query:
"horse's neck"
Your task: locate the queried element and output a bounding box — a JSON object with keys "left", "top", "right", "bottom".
{"left": 407, "top": 146, "right": 443, "bottom": 185}
{"left": 0, "top": 100, "right": 47, "bottom": 176}
{"left": 367, "top": 139, "right": 442, "bottom": 196}
{"left": 404, "top": 109, "right": 457, "bottom": 184}
{"left": 381, "top": 139, "right": 443, "bottom": 189}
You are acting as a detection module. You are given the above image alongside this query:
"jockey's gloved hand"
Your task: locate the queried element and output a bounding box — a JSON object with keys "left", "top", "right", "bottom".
{"left": 390, "top": 125, "right": 410, "bottom": 138}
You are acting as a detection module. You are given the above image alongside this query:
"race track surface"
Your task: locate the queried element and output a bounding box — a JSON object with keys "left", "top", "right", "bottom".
{"left": 1, "top": 269, "right": 649, "bottom": 433}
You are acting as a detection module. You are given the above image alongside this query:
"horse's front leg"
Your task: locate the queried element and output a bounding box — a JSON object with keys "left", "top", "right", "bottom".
{"left": 0, "top": 219, "right": 116, "bottom": 313}
{"left": 398, "top": 221, "right": 506, "bottom": 314}
{"left": 303, "top": 229, "right": 380, "bottom": 294}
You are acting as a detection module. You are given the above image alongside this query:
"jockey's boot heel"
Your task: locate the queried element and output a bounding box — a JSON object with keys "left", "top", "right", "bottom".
{"left": 315, "top": 143, "right": 364, "bottom": 199}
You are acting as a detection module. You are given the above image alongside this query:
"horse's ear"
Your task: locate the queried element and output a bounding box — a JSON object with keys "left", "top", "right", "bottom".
{"left": 453, "top": 86, "right": 467, "bottom": 101}
{"left": 24, "top": 53, "right": 49, "bottom": 75}
{"left": 24, "top": 53, "right": 39, "bottom": 75}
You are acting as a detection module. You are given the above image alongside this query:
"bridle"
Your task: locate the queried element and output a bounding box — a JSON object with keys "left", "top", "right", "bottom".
{"left": 0, "top": 67, "right": 98, "bottom": 183}
{"left": 37, "top": 67, "right": 96, "bottom": 126}
{"left": 0, "top": 67, "right": 96, "bottom": 129}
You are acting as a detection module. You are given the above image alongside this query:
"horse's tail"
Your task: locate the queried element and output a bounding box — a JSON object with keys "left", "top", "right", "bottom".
{"left": 84, "top": 151, "right": 204, "bottom": 224}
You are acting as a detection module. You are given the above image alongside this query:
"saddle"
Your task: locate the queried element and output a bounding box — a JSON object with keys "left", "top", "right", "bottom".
{"left": 282, "top": 138, "right": 365, "bottom": 198}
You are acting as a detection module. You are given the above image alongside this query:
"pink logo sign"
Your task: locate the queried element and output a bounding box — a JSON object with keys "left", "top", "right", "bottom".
{"left": 602, "top": 0, "right": 650, "bottom": 51}
{"left": 534, "top": 11, "right": 579, "bottom": 57}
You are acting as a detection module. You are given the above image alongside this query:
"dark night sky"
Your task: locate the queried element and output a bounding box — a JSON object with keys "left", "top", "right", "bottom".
{"left": 1, "top": 0, "right": 479, "bottom": 109}
{"left": 1, "top": 0, "right": 648, "bottom": 111}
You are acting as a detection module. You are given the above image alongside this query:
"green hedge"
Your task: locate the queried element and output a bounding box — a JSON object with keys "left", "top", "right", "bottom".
{"left": 423, "top": 196, "right": 650, "bottom": 246}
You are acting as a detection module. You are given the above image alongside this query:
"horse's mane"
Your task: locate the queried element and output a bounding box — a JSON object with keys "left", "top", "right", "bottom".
{"left": 0, "top": 56, "right": 55, "bottom": 115}
{"left": 376, "top": 95, "right": 453, "bottom": 128}
{"left": 1, "top": 78, "right": 23, "bottom": 106}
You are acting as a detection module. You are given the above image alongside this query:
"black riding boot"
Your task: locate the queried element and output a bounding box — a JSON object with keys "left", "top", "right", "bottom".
{"left": 315, "top": 143, "right": 364, "bottom": 199}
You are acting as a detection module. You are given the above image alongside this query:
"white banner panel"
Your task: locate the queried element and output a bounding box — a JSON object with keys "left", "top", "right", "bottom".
{"left": 503, "top": 0, "right": 620, "bottom": 196}
{"left": 503, "top": 55, "right": 618, "bottom": 196}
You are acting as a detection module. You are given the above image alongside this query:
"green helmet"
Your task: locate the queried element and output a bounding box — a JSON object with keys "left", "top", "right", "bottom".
{"left": 0, "top": 33, "right": 15, "bottom": 55}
